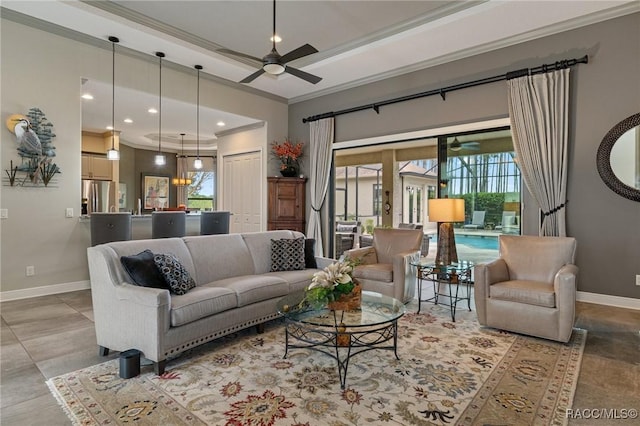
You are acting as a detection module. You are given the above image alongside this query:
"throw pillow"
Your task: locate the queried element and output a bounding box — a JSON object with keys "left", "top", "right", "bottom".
{"left": 120, "top": 250, "right": 169, "bottom": 289}
{"left": 304, "top": 238, "right": 318, "bottom": 269}
{"left": 153, "top": 253, "right": 196, "bottom": 295}
{"left": 271, "top": 237, "right": 305, "bottom": 272}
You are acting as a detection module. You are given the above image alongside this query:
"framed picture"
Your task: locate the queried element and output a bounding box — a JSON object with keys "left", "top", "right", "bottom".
{"left": 118, "top": 183, "right": 127, "bottom": 210}
{"left": 142, "top": 173, "right": 170, "bottom": 211}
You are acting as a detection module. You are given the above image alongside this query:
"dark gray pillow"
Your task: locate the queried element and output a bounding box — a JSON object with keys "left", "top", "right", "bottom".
{"left": 153, "top": 253, "right": 196, "bottom": 295}
{"left": 304, "top": 238, "right": 317, "bottom": 269}
{"left": 120, "top": 250, "right": 168, "bottom": 289}
{"left": 271, "top": 237, "right": 305, "bottom": 272}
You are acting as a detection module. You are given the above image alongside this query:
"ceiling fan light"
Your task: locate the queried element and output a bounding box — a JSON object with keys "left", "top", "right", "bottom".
{"left": 107, "top": 148, "right": 120, "bottom": 160}
{"left": 193, "top": 158, "right": 203, "bottom": 170}
{"left": 154, "top": 153, "right": 166, "bottom": 166}
{"left": 264, "top": 63, "right": 285, "bottom": 75}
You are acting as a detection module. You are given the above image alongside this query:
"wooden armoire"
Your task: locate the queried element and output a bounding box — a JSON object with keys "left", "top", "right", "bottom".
{"left": 267, "top": 177, "right": 306, "bottom": 233}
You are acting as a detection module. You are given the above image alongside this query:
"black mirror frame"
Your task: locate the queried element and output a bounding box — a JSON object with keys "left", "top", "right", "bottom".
{"left": 596, "top": 112, "right": 640, "bottom": 202}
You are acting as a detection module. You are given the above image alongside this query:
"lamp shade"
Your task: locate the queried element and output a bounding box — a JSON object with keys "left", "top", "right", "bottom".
{"left": 428, "top": 198, "right": 465, "bottom": 222}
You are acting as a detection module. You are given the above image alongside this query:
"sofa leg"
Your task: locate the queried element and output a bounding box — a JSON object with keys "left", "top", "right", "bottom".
{"left": 154, "top": 360, "right": 166, "bottom": 376}
{"left": 98, "top": 346, "right": 109, "bottom": 356}
{"left": 256, "top": 323, "right": 265, "bottom": 334}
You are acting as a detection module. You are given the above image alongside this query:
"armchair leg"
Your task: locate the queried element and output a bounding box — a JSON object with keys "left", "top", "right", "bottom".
{"left": 154, "top": 360, "right": 166, "bottom": 376}
{"left": 98, "top": 346, "right": 109, "bottom": 356}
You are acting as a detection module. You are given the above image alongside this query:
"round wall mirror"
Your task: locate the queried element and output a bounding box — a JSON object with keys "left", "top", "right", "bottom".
{"left": 596, "top": 113, "right": 640, "bottom": 202}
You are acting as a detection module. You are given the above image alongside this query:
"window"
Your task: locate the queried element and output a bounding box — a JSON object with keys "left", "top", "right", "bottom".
{"left": 373, "top": 183, "right": 382, "bottom": 216}
{"left": 186, "top": 156, "right": 216, "bottom": 210}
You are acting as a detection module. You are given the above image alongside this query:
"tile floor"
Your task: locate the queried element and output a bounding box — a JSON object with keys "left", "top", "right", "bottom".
{"left": 1, "top": 289, "right": 638, "bottom": 425}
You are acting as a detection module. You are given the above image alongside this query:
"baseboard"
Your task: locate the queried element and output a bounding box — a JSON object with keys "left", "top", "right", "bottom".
{"left": 0, "top": 280, "right": 91, "bottom": 302}
{"left": 576, "top": 291, "right": 640, "bottom": 310}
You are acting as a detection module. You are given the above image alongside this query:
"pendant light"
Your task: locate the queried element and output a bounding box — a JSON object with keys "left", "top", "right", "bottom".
{"left": 106, "top": 36, "right": 120, "bottom": 160}
{"left": 193, "top": 65, "right": 203, "bottom": 170}
{"left": 172, "top": 133, "right": 192, "bottom": 186}
{"left": 154, "top": 51, "right": 166, "bottom": 166}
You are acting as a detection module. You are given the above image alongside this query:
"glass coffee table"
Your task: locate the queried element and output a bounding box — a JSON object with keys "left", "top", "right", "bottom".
{"left": 276, "top": 291, "right": 406, "bottom": 389}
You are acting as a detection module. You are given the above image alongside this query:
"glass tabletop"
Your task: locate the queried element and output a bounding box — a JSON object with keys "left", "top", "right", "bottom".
{"left": 411, "top": 260, "right": 474, "bottom": 272}
{"left": 277, "top": 290, "right": 406, "bottom": 328}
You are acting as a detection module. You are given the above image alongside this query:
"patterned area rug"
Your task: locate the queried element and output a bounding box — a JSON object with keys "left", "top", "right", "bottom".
{"left": 47, "top": 304, "right": 585, "bottom": 425}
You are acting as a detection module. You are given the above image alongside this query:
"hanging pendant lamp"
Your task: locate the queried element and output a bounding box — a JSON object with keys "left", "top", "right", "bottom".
{"left": 106, "top": 36, "right": 120, "bottom": 160}
{"left": 173, "top": 133, "right": 192, "bottom": 186}
{"left": 193, "top": 65, "right": 203, "bottom": 170}
{"left": 154, "top": 51, "right": 166, "bottom": 166}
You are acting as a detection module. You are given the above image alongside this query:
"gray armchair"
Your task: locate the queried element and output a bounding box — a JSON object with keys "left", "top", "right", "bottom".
{"left": 474, "top": 235, "right": 578, "bottom": 342}
{"left": 344, "top": 228, "right": 423, "bottom": 303}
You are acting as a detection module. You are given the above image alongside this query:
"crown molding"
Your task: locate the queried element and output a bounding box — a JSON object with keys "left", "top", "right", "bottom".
{"left": 289, "top": 2, "right": 640, "bottom": 104}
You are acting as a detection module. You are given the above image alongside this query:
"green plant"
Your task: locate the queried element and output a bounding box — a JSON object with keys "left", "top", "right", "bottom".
{"left": 364, "top": 219, "right": 374, "bottom": 234}
{"left": 299, "top": 256, "right": 363, "bottom": 309}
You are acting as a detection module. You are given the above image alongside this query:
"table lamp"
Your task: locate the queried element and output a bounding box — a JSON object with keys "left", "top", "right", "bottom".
{"left": 428, "top": 198, "right": 465, "bottom": 265}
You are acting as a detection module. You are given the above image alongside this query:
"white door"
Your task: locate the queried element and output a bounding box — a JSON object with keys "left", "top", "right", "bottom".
{"left": 223, "top": 151, "right": 262, "bottom": 233}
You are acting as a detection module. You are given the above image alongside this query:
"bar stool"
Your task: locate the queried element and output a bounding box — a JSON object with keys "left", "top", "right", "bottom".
{"left": 90, "top": 212, "right": 132, "bottom": 246}
{"left": 200, "top": 211, "right": 231, "bottom": 235}
{"left": 152, "top": 211, "right": 186, "bottom": 239}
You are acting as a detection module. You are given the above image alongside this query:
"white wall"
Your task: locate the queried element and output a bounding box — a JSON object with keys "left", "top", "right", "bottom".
{"left": 0, "top": 19, "right": 288, "bottom": 297}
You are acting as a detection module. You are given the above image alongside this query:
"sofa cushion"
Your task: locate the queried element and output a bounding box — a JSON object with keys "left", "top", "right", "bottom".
{"left": 170, "top": 286, "right": 237, "bottom": 327}
{"left": 270, "top": 237, "right": 305, "bottom": 272}
{"left": 490, "top": 280, "right": 556, "bottom": 308}
{"left": 183, "top": 234, "right": 255, "bottom": 284}
{"left": 304, "top": 239, "right": 317, "bottom": 269}
{"left": 215, "top": 275, "right": 289, "bottom": 307}
{"left": 267, "top": 269, "right": 319, "bottom": 293}
{"left": 154, "top": 253, "right": 196, "bottom": 295}
{"left": 353, "top": 263, "right": 393, "bottom": 282}
{"left": 120, "top": 249, "right": 168, "bottom": 289}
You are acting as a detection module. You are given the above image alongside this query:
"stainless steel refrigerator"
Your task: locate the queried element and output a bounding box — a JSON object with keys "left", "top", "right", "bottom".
{"left": 82, "top": 180, "right": 115, "bottom": 214}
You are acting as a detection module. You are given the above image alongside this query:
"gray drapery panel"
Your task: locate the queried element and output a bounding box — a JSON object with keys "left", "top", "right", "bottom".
{"left": 306, "top": 118, "right": 334, "bottom": 256}
{"left": 508, "top": 68, "right": 570, "bottom": 237}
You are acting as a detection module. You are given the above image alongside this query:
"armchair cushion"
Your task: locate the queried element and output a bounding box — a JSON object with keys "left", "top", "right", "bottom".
{"left": 490, "top": 280, "right": 555, "bottom": 308}
{"left": 353, "top": 263, "right": 393, "bottom": 282}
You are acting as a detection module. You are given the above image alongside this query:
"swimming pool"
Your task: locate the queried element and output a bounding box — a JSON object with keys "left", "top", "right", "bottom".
{"left": 455, "top": 234, "right": 499, "bottom": 250}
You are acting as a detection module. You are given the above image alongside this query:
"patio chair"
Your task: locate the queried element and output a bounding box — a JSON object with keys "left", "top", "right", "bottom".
{"left": 495, "top": 211, "right": 518, "bottom": 234}
{"left": 462, "top": 210, "right": 486, "bottom": 230}
{"left": 335, "top": 221, "right": 360, "bottom": 258}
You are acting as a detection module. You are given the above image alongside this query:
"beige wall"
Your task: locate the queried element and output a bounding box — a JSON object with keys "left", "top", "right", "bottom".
{"left": 289, "top": 13, "right": 640, "bottom": 300}
{"left": 0, "top": 18, "right": 287, "bottom": 296}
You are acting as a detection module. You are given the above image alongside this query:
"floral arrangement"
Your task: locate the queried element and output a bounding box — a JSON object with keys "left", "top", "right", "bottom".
{"left": 272, "top": 139, "right": 304, "bottom": 171}
{"left": 302, "top": 256, "right": 360, "bottom": 309}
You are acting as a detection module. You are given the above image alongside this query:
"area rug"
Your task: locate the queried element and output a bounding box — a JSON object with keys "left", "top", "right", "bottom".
{"left": 47, "top": 304, "right": 585, "bottom": 425}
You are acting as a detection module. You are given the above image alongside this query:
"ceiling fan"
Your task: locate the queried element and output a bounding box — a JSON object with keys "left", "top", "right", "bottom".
{"left": 218, "top": 0, "right": 322, "bottom": 85}
{"left": 449, "top": 137, "right": 480, "bottom": 151}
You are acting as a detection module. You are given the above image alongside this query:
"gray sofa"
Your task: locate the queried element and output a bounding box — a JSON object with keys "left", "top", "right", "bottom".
{"left": 87, "top": 230, "right": 329, "bottom": 374}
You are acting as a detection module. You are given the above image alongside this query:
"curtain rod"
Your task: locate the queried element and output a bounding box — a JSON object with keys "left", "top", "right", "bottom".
{"left": 302, "top": 55, "right": 588, "bottom": 124}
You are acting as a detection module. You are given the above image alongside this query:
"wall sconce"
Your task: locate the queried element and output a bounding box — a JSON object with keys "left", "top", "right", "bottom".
{"left": 384, "top": 190, "right": 391, "bottom": 215}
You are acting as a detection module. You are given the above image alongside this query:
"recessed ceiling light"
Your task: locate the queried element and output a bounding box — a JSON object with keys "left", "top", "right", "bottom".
{"left": 106, "top": 125, "right": 114, "bottom": 130}
{"left": 123, "top": 118, "right": 133, "bottom": 123}
{"left": 148, "top": 108, "right": 158, "bottom": 114}
{"left": 81, "top": 93, "right": 94, "bottom": 100}
{"left": 217, "top": 121, "right": 226, "bottom": 127}
{"left": 270, "top": 35, "right": 282, "bottom": 43}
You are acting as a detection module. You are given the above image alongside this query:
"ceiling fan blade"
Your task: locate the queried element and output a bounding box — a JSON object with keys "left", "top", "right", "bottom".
{"left": 284, "top": 66, "right": 322, "bottom": 84}
{"left": 240, "top": 68, "right": 266, "bottom": 84}
{"left": 281, "top": 44, "right": 318, "bottom": 63}
{"left": 218, "top": 48, "right": 263, "bottom": 64}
